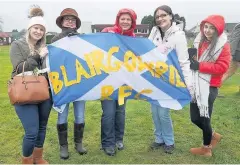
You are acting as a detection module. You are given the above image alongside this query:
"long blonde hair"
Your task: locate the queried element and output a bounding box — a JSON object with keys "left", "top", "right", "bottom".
{"left": 25, "top": 28, "right": 46, "bottom": 56}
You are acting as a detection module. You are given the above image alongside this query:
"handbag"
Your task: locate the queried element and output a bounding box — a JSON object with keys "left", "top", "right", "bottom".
{"left": 8, "top": 62, "right": 50, "bottom": 105}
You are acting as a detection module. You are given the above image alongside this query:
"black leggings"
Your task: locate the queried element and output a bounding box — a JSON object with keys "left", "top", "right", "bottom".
{"left": 190, "top": 87, "right": 218, "bottom": 145}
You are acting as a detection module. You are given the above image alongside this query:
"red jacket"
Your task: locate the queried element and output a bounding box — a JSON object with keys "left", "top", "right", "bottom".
{"left": 102, "top": 8, "right": 137, "bottom": 37}
{"left": 198, "top": 15, "right": 231, "bottom": 87}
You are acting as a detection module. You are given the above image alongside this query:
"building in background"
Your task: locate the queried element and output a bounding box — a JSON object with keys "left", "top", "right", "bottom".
{"left": 80, "top": 21, "right": 92, "bottom": 34}
{"left": 0, "top": 23, "right": 151, "bottom": 45}
{"left": 0, "top": 32, "right": 11, "bottom": 45}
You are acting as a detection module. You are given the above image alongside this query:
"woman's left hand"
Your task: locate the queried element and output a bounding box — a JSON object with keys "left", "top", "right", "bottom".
{"left": 190, "top": 59, "right": 200, "bottom": 70}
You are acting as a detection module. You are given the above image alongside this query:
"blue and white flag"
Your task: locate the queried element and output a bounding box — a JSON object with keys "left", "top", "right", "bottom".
{"left": 47, "top": 33, "right": 191, "bottom": 112}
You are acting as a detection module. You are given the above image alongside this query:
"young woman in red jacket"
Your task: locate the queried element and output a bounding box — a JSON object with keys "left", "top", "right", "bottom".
{"left": 189, "top": 15, "right": 231, "bottom": 157}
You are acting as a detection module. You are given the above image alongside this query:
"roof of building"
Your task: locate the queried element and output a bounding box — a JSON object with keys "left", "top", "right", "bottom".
{"left": 0, "top": 32, "right": 10, "bottom": 38}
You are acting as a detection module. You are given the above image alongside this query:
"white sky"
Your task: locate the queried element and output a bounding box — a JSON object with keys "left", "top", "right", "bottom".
{"left": 0, "top": 0, "right": 239, "bottom": 32}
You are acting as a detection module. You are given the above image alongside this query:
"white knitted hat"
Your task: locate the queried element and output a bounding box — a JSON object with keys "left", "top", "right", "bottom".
{"left": 27, "top": 6, "right": 46, "bottom": 31}
{"left": 28, "top": 16, "right": 46, "bottom": 30}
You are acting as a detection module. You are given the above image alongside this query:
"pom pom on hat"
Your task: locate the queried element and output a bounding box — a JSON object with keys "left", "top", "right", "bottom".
{"left": 27, "top": 5, "right": 46, "bottom": 30}
{"left": 28, "top": 5, "right": 44, "bottom": 18}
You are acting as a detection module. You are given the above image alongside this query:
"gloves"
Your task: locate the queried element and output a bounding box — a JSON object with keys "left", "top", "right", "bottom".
{"left": 188, "top": 48, "right": 197, "bottom": 63}
{"left": 68, "top": 32, "right": 79, "bottom": 37}
{"left": 190, "top": 59, "right": 200, "bottom": 71}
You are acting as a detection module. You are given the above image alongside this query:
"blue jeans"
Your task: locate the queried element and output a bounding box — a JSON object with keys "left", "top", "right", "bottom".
{"left": 14, "top": 99, "right": 52, "bottom": 157}
{"left": 57, "top": 101, "right": 85, "bottom": 124}
{"left": 101, "top": 100, "right": 126, "bottom": 148}
{"left": 151, "top": 104, "right": 174, "bottom": 146}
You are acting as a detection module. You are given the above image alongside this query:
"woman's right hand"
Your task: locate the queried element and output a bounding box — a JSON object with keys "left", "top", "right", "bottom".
{"left": 39, "top": 47, "right": 49, "bottom": 58}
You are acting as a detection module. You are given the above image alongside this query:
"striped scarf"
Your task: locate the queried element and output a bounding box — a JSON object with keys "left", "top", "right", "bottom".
{"left": 193, "top": 32, "right": 227, "bottom": 118}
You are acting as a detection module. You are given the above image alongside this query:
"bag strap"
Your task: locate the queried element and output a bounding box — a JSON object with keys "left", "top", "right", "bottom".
{"left": 15, "top": 61, "right": 26, "bottom": 73}
{"left": 21, "top": 62, "right": 26, "bottom": 81}
{"left": 15, "top": 61, "right": 23, "bottom": 73}
{"left": 22, "top": 61, "right": 26, "bottom": 73}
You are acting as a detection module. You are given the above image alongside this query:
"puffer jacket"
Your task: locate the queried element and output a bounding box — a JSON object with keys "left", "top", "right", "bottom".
{"left": 10, "top": 38, "right": 42, "bottom": 78}
{"left": 102, "top": 8, "right": 137, "bottom": 36}
{"left": 148, "top": 22, "right": 193, "bottom": 93}
{"left": 195, "top": 15, "right": 231, "bottom": 87}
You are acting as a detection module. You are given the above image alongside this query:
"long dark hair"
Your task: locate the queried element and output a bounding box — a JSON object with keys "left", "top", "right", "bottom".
{"left": 199, "top": 29, "right": 218, "bottom": 59}
{"left": 153, "top": 6, "right": 174, "bottom": 26}
{"left": 152, "top": 6, "right": 174, "bottom": 38}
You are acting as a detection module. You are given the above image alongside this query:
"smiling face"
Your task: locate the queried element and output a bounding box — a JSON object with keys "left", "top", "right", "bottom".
{"left": 62, "top": 15, "right": 77, "bottom": 29}
{"left": 203, "top": 22, "right": 216, "bottom": 41}
{"left": 119, "top": 13, "right": 132, "bottom": 31}
{"left": 155, "top": 9, "right": 172, "bottom": 32}
{"left": 29, "top": 24, "right": 45, "bottom": 42}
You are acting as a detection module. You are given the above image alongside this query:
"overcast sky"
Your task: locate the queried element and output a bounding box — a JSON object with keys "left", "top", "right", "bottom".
{"left": 0, "top": 0, "right": 239, "bottom": 32}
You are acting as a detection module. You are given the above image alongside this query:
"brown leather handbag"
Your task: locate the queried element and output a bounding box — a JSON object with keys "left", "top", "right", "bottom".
{"left": 8, "top": 62, "right": 50, "bottom": 105}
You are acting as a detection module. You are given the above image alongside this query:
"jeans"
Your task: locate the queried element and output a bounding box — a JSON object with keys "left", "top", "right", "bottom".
{"left": 57, "top": 101, "right": 85, "bottom": 124}
{"left": 190, "top": 87, "right": 218, "bottom": 145}
{"left": 101, "top": 100, "right": 126, "bottom": 148}
{"left": 14, "top": 99, "right": 52, "bottom": 157}
{"left": 151, "top": 104, "right": 174, "bottom": 146}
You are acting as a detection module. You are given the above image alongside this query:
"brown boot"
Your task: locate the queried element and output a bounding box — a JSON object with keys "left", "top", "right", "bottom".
{"left": 190, "top": 145, "right": 212, "bottom": 157}
{"left": 211, "top": 132, "right": 222, "bottom": 148}
{"left": 32, "top": 147, "right": 49, "bottom": 164}
{"left": 22, "top": 155, "right": 33, "bottom": 164}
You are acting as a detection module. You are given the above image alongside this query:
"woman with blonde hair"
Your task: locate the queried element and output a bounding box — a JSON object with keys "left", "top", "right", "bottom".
{"left": 9, "top": 6, "right": 52, "bottom": 164}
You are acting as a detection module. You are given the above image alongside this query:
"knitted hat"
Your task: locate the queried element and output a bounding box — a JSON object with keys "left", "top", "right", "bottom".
{"left": 56, "top": 8, "right": 81, "bottom": 29}
{"left": 27, "top": 6, "right": 46, "bottom": 31}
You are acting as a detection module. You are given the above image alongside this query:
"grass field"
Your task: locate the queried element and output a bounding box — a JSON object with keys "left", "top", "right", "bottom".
{"left": 0, "top": 45, "right": 239, "bottom": 164}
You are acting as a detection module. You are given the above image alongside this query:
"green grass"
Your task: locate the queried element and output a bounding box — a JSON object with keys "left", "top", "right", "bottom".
{"left": 0, "top": 45, "right": 239, "bottom": 164}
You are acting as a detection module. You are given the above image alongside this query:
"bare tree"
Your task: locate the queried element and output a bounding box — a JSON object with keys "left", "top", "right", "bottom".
{"left": 0, "top": 17, "right": 3, "bottom": 32}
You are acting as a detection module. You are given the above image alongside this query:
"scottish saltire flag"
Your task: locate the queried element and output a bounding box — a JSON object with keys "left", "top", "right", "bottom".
{"left": 47, "top": 33, "right": 191, "bottom": 112}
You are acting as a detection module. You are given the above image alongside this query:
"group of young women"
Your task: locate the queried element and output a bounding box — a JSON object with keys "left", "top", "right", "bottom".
{"left": 9, "top": 4, "right": 231, "bottom": 164}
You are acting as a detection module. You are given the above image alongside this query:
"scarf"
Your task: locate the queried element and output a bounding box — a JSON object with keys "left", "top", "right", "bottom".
{"left": 193, "top": 32, "right": 227, "bottom": 118}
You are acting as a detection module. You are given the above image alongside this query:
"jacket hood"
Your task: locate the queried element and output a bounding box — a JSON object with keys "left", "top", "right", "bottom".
{"left": 113, "top": 8, "right": 137, "bottom": 36}
{"left": 200, "top": 15, "right": 225, "bottom": 36}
